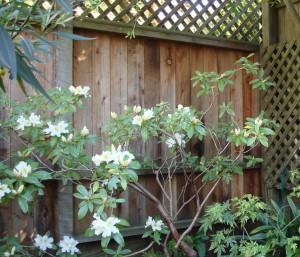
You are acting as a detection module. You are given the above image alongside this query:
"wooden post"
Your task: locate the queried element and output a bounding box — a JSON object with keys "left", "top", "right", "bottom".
{"left": 262, "top": 0, "right": 277, "bottom": 46}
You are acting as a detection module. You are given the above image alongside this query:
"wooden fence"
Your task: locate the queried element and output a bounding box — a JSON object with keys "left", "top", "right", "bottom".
{"left": 0, "top": 28, "right": 262, "bottom": 256}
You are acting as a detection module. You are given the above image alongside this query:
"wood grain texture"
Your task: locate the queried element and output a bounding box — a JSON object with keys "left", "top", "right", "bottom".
{"left": 1, "top": 29, "right": 262, "bottom": 245}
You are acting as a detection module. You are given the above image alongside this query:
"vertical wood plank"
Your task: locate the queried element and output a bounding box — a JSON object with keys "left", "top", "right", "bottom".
{"left": 230, "top": 50, "right": 244, "bottom": 199}
{"left": 127, "top": 39, "right": 146, "bottom": 225}
{"left": 175, "top": 43, "right": 191, "bottom": 217}
{"left": 144, "top": 39, "right": 160, "bottom": 160}
{"left": 200, "top": 47, "right": 219, "bottom": 207}
{"left": 92, "top": 33, "right": 111, "bottom": 154}
{"left": 159, "top": 42, "right": 176, "bottom": 216}
{"left": 110, "top": 35, "right": 129, "bottom": 220}
{"left": 73, "top": 30, "right": 93, "bottom": 156}
{"left": 216, "top": 48, "right": 234, "bottom": 202}
{"left": 127, "top": 38, "right": 145, "bottom": 160}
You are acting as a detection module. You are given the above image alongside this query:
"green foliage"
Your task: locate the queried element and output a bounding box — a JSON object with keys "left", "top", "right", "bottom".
{"left": 202, "top": 194, "right": 300, "bottom": 257}
{"left": 0, "top": 0, "right": 94, "bottom": 98}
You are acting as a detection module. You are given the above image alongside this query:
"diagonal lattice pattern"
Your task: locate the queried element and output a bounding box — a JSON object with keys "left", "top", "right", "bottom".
{"left": 75, "top": 0, "right": 262, "bottom": 43}
{"left": 261, "top": 41, "right": 300, "bottom": 189}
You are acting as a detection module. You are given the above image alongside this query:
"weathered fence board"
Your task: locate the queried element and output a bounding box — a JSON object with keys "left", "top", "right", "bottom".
{"left": 71, "top": 29, "right": 262, "bottom": 239}
{"left": 0, "top": 29, "right": 262, "bottom": 253}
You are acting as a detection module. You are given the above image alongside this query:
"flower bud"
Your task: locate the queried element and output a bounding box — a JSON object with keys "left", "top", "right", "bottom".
{"left": 81, "top": 126, "right": 89, "bottom": 136}
{"left": 17, "top": 185, "right": 24, "bottom": 194}
{"left": 255, "top": 117, "right": 262, "bottom": 126}
{"left": 133, "top": 105, "right": 141, "bottom": 114}
{"left": 234, "top": 128, "right": 241, "bottom": 135}
{"left": 111, "top": 112, "right": 118, "bottom": 119}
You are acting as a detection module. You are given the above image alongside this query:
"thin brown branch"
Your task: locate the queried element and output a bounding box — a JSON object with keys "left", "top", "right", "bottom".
{"left": 123, "top": 241, "right": 155, "bottom": 257}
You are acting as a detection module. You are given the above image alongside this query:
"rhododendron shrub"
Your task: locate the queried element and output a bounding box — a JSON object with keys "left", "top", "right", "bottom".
{"left": 0, "top": 55, "right": 275, "bottom": 257}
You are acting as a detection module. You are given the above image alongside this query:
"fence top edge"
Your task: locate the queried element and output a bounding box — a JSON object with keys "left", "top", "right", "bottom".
{"left": 73, "top": 18, "right": 260, "bottom": 52}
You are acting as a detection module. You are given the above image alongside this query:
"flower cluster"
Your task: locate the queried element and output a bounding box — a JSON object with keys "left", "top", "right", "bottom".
{"left": 59, "top": 236, "right": 79, "bottom": 255}
{"left": 34, "top": 234, "right": 79, "bottom": 255}
{"left": 13, "top": 161, "right": 32, "bottom": 178}
{"left": 34, "top": 234, "right": 54, "bottom": 251}
{"left": 92, "top": 145, "right": 134, "bottom": 167}
{"left": 69, "top": 85, "right": 90, "bottom": 97}
{"left": 145, "top": 216, "right": 164, "bottom": 231}
{"left": 91, "top": 214, "right": 120, "bottom": 237}
{"left": 0, "top": 182, "right": 11, "bottom": 201}
{"left": 166, "top": 133, "right": 186, "bottom": 148}
{"left": 43, "top": 121, "right": 69, "bottom": 137}
{"left": 132, "top": 108, "right": 154, "bottom": 126}
{"left": 16, "top": 113, "right": 41, "bottom": 130}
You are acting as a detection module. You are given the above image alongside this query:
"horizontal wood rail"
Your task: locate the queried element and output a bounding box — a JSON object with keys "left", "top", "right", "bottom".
{"left": 73, "top": 18, "right": 260, "bottom": 52}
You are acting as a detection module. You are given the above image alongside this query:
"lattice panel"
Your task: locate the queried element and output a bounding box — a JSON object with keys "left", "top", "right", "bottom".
{"left": 261, "top": 40, "right": 300, "bottom": 189}
{"left": 75, "top": 0, "right": 262, "bottom": 43}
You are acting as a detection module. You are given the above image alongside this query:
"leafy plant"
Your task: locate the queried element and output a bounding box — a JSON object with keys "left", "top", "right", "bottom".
{"left": 201, "top": 194, "right": 300, "bottom": 257}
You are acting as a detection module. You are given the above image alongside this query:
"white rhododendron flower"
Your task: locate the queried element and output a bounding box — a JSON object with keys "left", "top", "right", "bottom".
{"left": 16, "top": 115, "right": 30, "bottom": 130}
{"left": 0, "top": 182, "right": 11, "bottom": 201}
{"left": 59, "top": 236, "right": 79, "bottom": 255}
{"left": 69, "top": 85, "right": 90, "bottom": 97}
{"left": 34, "top": 234, "right": 54, "bottom": 251}
{"left": 13, "top": 161, "right": 32, "bottom": 178}
{"left": 28, "top": 113, "right": 41, "bottom": 126}
{"left": 255, "top": 117, "right": 263, "bottom": 126}
{"left": 145, "top": 216, "right": 164, "bottom": 231}
{"left": 81, "top": 126, "right": 89, "bottom": 136}
{"left": 132, "top": 115, "right": 143, "bottom": 126}
{"left": 174, "top": 133, "right": 185, "bottom": 146}
{"left": 91, "top": 214, "right": 120, "bottom": 237}
{"left": 166, "top": 133, "right": 185, "bottom": 148}
{"left": 166, "top": 137, "right": 176, "bottom": 148}
{"left": 142, "top": 109, "right": 154, "bottom": 121}
{"left": 92, "top": 154, "right": 102, "bottom": 166}
{"left": 43, "top": 121, "right": 69, "bottom": 137}
{"left": 133, "top": 105, "right": 142, "bottom": 114}
{"left": 177, "top": 104, "right": 190, "bottom": 114}
{"left": 92, "top": 145, "right": 134, "bottom": 167}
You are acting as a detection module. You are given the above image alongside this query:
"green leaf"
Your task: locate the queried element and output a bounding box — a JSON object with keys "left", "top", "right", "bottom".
{"left": 32, "top": 171, "right": 52, "bottom": 180}
{"left": 120, "top": 177, "right": 127, "bottom": 190}
{"left": 101, "top": 236, "right": 111, "bottom": 248}
{"left": 142, "top": 230, "right": 152, "bottom": 238}
{"left": 112, "top": 233, "right": 125, "bottom": 246}
{"left": 15, "top": 52, "right": 52, "bottom": 101}
{"left": 77, "top": 185, "right": 89, "bottom": 196}
{"left": 16, "top": 75, "right": 27, "bottom": 96}
{"left": 93, "top": 181, "right": 100, "bottom": 193}
{"left": 103, "top": 249, "right": 116, "bottom": 255}
{"left": 85, "top": 227, "right": 94, "bottom": 237}
{"left": 78, "top": 204, "right": 88, "bottom": 220}
{"left": 141, "top": 127, "right": 149, "bottom": 142}
{"left": 153, "top": 231, "right": 161, "bottom": 244}
{"left": 18, "top": 197, "right": 29, "bottom": 213}
{"left": 108, "top": 176, "right": 120, "bottom": 191}
{"left": 127, "top": 170, "right": 138, "bottom": 182}
{"left": 23, "top": 176, "right": 43, "bottom": 187}
{"left": 0, "top": 24, "right": 17, "bottom": 79}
